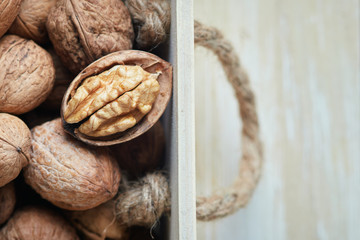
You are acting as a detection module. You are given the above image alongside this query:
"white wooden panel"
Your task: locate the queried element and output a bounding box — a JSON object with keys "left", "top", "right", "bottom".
{"left": 194, "top": 0, "right": 360, "bottom": 239}
{"left": 169, "top": 0, "right": 196, "bottom": 239}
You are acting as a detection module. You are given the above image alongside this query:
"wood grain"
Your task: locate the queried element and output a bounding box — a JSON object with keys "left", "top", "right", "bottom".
{"left": 194, "top": 0, "right": 360, "bottom": 239}
{"left": 169, "top": 0, "right": 196, "bottom": 239}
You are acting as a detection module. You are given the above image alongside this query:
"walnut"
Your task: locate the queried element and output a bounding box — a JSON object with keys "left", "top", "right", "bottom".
{"left": 61, "top": 50, "right": 172, "bottom": 146}
{"left": 0, "top": 206, "right": 79, "bottom": 239}
{"left": 0, "top": 0, "right": 22, "bottom": 38}
{"left": 0, "top": 35, "right": 55, "bottom": 115}
{"left": 67, "top": 200, "right": 129, "bottom": 240}
{"left": 8, "top": 0, "right": 57, "bottom": 44}
{"left": 0, "top": 113, "right": 31, "bottom": 187}
{"left": 110, "top": 121, "right": 165, "bottom": 179}
{"left": 46, "top": 0, "right": 134, "bottom": 74}
{"left": 41, "top": 48, "right": 75, "bottom": 110}
{"left": 23, "top": 118, "right": 121, "bottom": 210}
{"left": 0, "top": 182, "right": 16, "bottom": 225}
{"left": 65, "top": 65, "right": 160, "bottom": 137}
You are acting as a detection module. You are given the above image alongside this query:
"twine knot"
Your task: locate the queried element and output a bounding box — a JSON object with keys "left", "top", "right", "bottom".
{"left": 115, "top": 173, "right": 171, "bottom": 227}
{"left": 125, "top": 0, "right": 171, "bottom": 49}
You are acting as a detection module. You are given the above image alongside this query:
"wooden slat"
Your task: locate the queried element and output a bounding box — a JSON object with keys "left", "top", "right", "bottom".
{"left": 169, "top": 0, "right": 196, "bottom": 239}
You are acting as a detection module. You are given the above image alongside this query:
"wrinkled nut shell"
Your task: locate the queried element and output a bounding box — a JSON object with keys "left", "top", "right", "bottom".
{"left": 0, "top": 182, "right": 16, "bottom": 225}
{"left": 61, "top": 50, "right": 172, "bottom": 146}
{"left": 67, "top": 200, "right": 129, "bottom": 240}
{"left": 0, "top": 0, "right": 22, "bottom": 38}
{"left": 41, "top": 48, "right": 75, "bottom": 110}
{"left": 8, "top": 0, "right": 57, "bottom": 44}
{"left": 24, "top": 118, "right": 121, "bottom": 210}
{"left": 47, "top": 0, "right": 134, "bottom": 73}
{"left": 0, "top": 113, "right": 31, "bottom": 187}
{"left": 0, "top": 35, "right": 55, "bottom": 115}
{"left": 110, "top": 121, "right": 165, "bottom": 179}
{"left": 1, "top": 206, "right": 79, "bottom": 239}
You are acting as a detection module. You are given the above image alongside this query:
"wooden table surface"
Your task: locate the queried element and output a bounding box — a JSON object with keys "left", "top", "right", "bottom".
{"left": 193, "top": 0, "right": 359, "bottom": 239}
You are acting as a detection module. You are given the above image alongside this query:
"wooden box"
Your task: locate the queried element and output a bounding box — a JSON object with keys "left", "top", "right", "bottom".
{"left": 166, "top": 0, "right": 196, "bottom": 239}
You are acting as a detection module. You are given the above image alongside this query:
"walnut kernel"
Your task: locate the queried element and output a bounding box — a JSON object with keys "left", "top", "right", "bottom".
{"left": 61, "top": 50, "right": 172, "bottom": 146}
{"left": 64, "top": 65, "right": 160, "bottom": 137}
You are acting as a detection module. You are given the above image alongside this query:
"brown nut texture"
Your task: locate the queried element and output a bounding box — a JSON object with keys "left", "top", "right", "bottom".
{"left": 0, "top": 113, "right": 31, "bottom": 187}
{"left": 0, "top": 35, "right": 55, "bottom": 115}
{"left": 1, "top": 206, "right": 79, "bottom": 239}
{"left": 46, "top": 0, "right": 134, "bottom": 74}
{"left": 110, "top": 121, "right": 165, "bottom": 179}
{"left": 0, "top": 182, "right": 16, "bottom": 225}
{"left": 41, "top": 48, "right": 75, "bottom": 110}
{"left": 0, "top": 0, "right": 22, "bottom": 38}
{"left": 64, "top": 65, "right": 160, "bottom": 138}
{"left": 61, "top": 50, "right": 172, "bottom": 146}
{"left": 67, "top": 200, "right": 129, "bottom": 240}
{"left": 24, "top": 118, "right": 121, "bottom": 210}
{"left": 8, "top": 0, "right": 57, "bottom": 44}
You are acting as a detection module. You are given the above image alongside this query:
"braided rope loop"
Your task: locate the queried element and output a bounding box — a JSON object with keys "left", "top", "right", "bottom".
{"left": 194, "top": 20, "right": 263, "bottom": 221}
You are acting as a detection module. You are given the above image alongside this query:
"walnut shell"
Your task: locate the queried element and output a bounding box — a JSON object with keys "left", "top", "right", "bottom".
{"left": 0, "top": 113, "right": 31, "bottom": 187}
{"left": 0, "top": 0, "right": 22, "bottom": 38}
{"left": 8, "top": 0, "right": 57, "bottom": 44}
{"left": 46, "top": 0, "right": 134, "bottom": 74}
{"left": 23, "top": 118, "right": 121, "bottom": 210}
{"left": 1, "top": 206, "right": 79, "bottom": 239}
{"left": 0, "top": 182, "right": 16, "bottom": 225}
{"left": 61, "top": 50, "right": 172, "bottom": 146}
{"left": 110, "top": 121, "right": 165, "bottom": 179}
{"left": 0, "top": 35, "right": 55, "bottom": 115}
{"left": 41, "top": 48, "right": 75, "bottom": 110}
{"left": 67, "top": 200, "right": 129, "bottom": 240}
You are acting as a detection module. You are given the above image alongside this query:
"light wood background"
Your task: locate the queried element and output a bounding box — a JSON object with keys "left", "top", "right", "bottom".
{"left": 194, "top": 0, "right": 360, "bottom": 239}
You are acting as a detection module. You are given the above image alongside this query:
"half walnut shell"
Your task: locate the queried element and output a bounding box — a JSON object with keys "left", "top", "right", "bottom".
{"left": 61, "top": 50, "right": 172, "bottom": 146}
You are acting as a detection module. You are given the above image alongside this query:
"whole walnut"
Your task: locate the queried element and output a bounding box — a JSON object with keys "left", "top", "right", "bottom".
{"left": 0, "top": 0, "right": 22, "bottom": 38}
{"left": 0, "top": 113, "right": 31, "bottom": 187}
{"left": 1, "top": 206, "right": 79, "bottom": 239}
{"left": 41, "top": 48, "right": 75, "bottom": 110}
{"left": 0, "top": 182, "right": 16, "bottom": 225}
{"left": 24, "top": 118, "right": 121, "bottom": 210}
{"left": 0, "top": 35, "right": 55, "bottom": 115}
{"left": 110, "top": 121, "right": 165, "bottom": 179}
{"left": 8, "top": 0, "right": 57, "bottom": 44}
{"left": 47, "top": 0, "right": 134, "bottom": 73}
{"left": 67, "top": 200, "right": 129, "bottom": 240}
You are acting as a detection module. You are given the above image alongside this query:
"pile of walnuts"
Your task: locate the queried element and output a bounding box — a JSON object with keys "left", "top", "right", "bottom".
{"left": 0, "top": 0, "right": 171, "bottom": 239}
